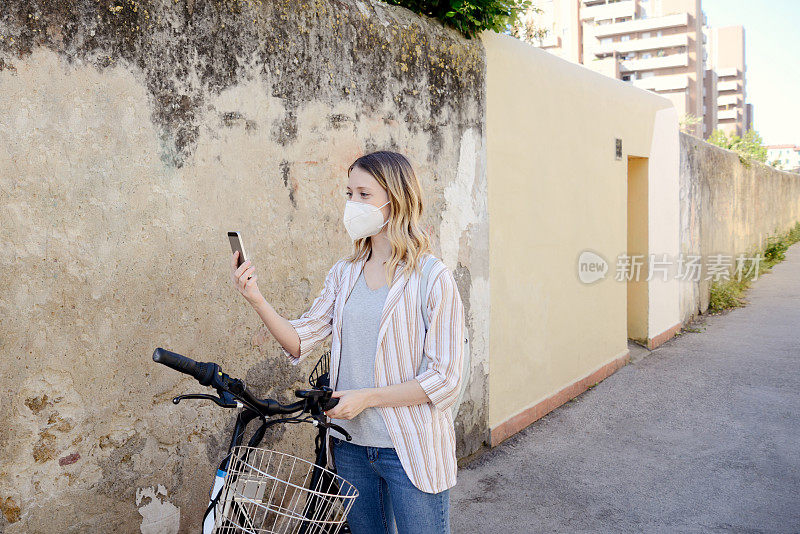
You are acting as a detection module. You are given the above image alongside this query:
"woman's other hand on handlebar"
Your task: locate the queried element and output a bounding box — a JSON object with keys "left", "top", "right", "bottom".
{"left": 325, "top": 389, "right": 375, "bottom": 420}
{"left": 230, "top": 251, "right": 263, "bottom": 305}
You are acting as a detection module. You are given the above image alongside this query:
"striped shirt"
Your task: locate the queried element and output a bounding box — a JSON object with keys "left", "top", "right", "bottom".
{"left": 281, "top": 252, "right": 466, "bottom": 493}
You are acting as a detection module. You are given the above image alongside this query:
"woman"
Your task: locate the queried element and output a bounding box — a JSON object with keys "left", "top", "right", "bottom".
{"left": 230, "top": 151, "right": 465, "bottom": 533}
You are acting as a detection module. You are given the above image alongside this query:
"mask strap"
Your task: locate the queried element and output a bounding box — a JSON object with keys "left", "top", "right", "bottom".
{"left": 378, "top": 200, "right": 390, "bottom": 228}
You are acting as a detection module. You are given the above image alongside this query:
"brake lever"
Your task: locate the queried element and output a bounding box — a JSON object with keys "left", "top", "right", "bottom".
{"left": 308, "top": 411, "right": 353, "bottom": 442}
{"left": 172, "top": 393, "right": 238, "bottom": 408}
{"left": 326, "top": 422, "right": 353, "bottom": 442}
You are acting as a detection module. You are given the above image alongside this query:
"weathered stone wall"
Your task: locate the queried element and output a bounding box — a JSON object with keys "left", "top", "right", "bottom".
{"left": 679, "top": 132, "right": 800, "bottom": 323}
{"left": 0, "top": 1, "right": 489, "bottom": 532}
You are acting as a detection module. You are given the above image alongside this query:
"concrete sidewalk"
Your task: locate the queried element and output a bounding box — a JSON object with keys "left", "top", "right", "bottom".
{"left": 452, "top": 244, "right": 800, "bottom": 533}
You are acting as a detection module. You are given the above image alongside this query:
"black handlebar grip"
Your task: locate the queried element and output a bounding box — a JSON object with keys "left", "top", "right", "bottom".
{"left": 321, "top": 397, "right": 339, "bottom": 411}
{"left": 152, "top": 348, "right": 217, "bottom": 386}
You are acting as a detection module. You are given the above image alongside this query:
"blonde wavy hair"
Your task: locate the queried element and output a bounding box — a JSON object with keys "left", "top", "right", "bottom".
{"left": 344, "top": 151, "right": 433, "bottom": 284}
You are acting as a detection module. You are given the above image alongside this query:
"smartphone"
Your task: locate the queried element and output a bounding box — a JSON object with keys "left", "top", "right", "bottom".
{"left": 228, "top": 231, "right": 248, "bottom": 269}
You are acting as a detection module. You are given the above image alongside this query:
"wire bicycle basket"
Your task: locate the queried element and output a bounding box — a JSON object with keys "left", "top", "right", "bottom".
{"left": 214, "top": 446, "right": 358, "bottom": 534}
{"left": 308, "top": 351, "right": 331, "bottom": 389}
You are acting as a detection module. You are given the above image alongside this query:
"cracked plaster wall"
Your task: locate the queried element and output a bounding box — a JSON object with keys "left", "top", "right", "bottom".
{"left": 0, "top": 1, "right": 489, "bottom": 531}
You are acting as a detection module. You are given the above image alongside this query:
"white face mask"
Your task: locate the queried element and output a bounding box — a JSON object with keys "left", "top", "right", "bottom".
{"left": 343, "top": 200, "right": 390, "bottom": 241}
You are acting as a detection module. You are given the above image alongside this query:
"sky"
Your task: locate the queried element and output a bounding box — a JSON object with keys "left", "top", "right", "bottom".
{"left": 701, "top": 0, "right": 799, "bottom": 145}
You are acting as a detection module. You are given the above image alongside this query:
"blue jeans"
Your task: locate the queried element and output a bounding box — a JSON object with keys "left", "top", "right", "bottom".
{"left": 330, "top": 435, "right": 450, "bottom": 534}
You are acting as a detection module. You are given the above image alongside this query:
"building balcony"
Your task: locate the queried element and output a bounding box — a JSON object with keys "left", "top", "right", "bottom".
{"left": 594, "top": 33, "right": 689, "bottom": 56}
{"left": 620, "top": 53, "right": 689, "bottom": 72}
{"left": 581, "top": 0, "right": 635, "bottom": 21}
{"left": 717, "top": 94, "right": 740, "bottom": 106}
{"left": 717, "top": 80, "right": 740, "bottom": 92}
{"left": 632, "top": 73, "right": 690, "bottom": 91}
{"left": 716, "top": 67, "right": 740, "bottom": 78}
{"left": 718, "top": 109, "right": 740, "bottom": 120}
{"left": 592, "top": 13, "right": 689, "bottom": 38}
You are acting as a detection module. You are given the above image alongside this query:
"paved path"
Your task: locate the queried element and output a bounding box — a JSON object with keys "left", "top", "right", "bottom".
{"left": 452, "top": 244, "right": 800, "bottom": 533}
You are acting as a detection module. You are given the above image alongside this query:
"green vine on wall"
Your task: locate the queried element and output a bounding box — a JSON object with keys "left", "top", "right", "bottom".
{"left": 380, "top": 0, "right": 535, "bottom": 39}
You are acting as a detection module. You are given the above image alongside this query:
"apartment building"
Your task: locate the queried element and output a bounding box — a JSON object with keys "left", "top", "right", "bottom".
{"left": 527, "top": 0, "right": 583, "bottom": 63}
{"left": 583, "top": 0, "right": 705, "bottom": 137}
{"left": 702, "top": 65, "right": 717, "bottom": 137}
{"left": 527, "top": 1, "right": 751, "bottom": 138}
{"left": 767, "top": 145, "right": 800, "bottom": 173}
{"left": 707, "top": 25, "right": 749, "bottom": 137}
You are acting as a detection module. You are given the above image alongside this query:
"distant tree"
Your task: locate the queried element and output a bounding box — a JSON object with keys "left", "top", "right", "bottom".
{"left": 679, "top": 113, "right": 702, "bottom": 135}
{"left": 706, "top": 127, "right": 768, "bottom": 166}
{"left": 507, "top": 4, "right": 548, "bottom": 44}
{"left": 382, "top": 0, "right": 536, "bottom": 39}
{"left": 735, "top": 129, "right": 768, "bottom": 163}
{"left": 706, "top": 128, "right": 728, "bottom": 147}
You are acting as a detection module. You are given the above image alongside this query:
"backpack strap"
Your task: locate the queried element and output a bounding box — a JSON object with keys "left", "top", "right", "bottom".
{"left": 418, "top": 254, "right": 437, "bottom": 332}
{"left": 417, "top": 254, "right": 441, "bottom": 375}
{"left": 416, "top": 254, "right": 470, "bottom": 418}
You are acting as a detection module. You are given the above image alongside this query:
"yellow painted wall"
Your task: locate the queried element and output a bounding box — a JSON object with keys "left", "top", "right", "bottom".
{"left": 627, "top": 157, "right": 649, "bottom": 342}
{"left": 481, "top": 31, "right": 676, "bottom": 431}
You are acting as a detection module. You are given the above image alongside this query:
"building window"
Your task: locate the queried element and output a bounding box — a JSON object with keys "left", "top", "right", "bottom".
{"left": 621, "top": 34, "right": 631, "bottom": 41}
{"left": 642, "top": 52, "right": 652, "bottom": 59}
{"left": 601, "top": 37, "right": 613, "bottom": 45}
{"left": 642, "top": 32, "right": 651, "bottom": 39}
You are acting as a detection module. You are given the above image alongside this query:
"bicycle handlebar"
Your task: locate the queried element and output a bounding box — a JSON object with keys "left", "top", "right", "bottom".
{"left": 153, "top": 347, "right": 217, "bottom": 386}
{"left": 152, "top": 347, "right": 339, "bottom": 416}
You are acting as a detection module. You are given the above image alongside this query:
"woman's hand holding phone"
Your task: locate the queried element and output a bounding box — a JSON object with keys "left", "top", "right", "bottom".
{"left": 230, "top": 251, "right": 262, "bottom": 305}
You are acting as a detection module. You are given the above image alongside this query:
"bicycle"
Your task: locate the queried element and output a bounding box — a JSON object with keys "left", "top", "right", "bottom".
{"left": 151, "top": 347, "right": 358, "bottom": 533}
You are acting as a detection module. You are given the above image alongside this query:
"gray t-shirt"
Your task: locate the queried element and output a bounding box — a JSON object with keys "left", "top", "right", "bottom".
{"left": 329, "top": 270, "right": 395, "bottom": 448}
